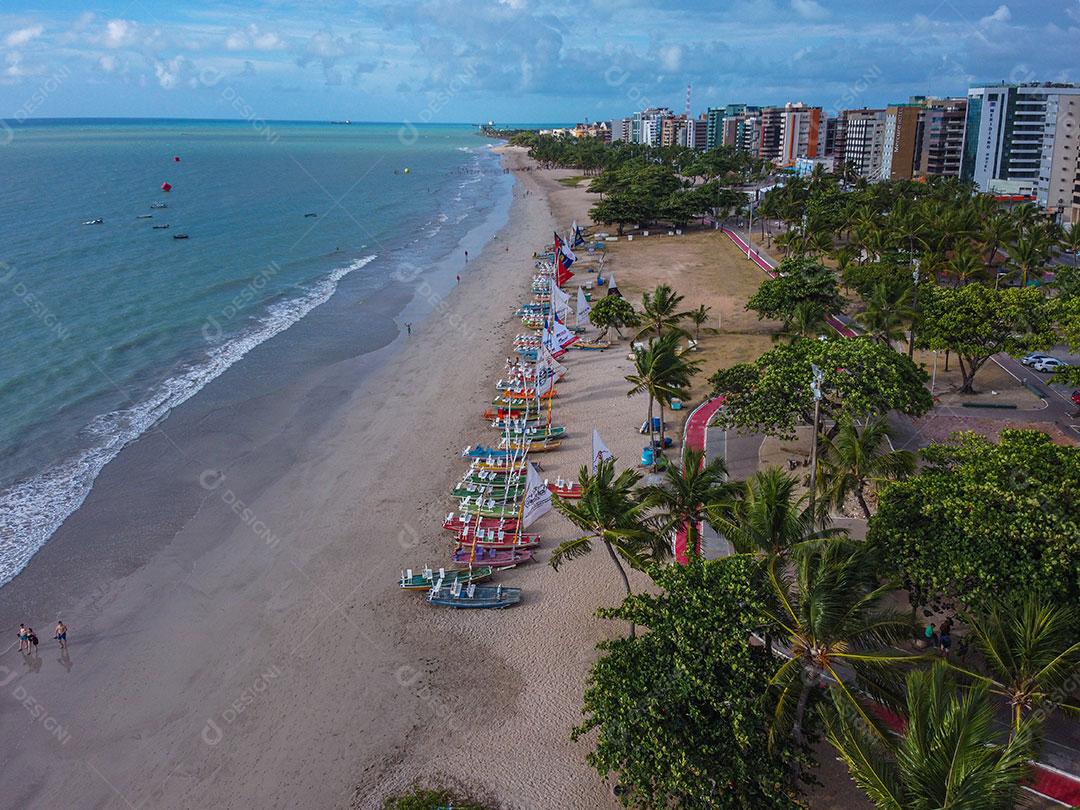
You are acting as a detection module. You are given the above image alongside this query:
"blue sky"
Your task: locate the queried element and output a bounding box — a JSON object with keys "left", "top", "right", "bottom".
{"left": 0, "top": 1, "right": 1076, "bottom": 123}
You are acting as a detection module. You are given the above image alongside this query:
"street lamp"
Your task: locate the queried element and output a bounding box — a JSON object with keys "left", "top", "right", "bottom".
{"left": 909, "top": 261, "right": 920, "bottom": 359}
{"left": 808, "top": 363, "right": 825, "bottom": 522}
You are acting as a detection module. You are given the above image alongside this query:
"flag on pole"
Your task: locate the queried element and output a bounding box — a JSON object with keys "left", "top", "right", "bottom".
{"left": 560, "top": 242, "right": 576, "bottom": 267}
{"left": 556, "top": 250, "right": 574, "bottom": 287}
{"left": 576, "top": 287, "right": 591, "bottom": 326}
{"left": 541, "top": 322, "right": 562, "bottom": 357}
{"left": 552, "top": 310, "right": 579, "bottom": 349}
{"left": 522, "top": 463, "right": 552, "bottom": 528}
{"left": 592, "top": 430, "right": 613, "bottom": 473}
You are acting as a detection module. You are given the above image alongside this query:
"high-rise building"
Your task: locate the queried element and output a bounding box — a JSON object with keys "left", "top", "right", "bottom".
{"left": 843, "top": 109, "right": 887, "bottom": 179}
{"left": 610, "top": 117, "right": 633, "bottom": 143}
{"left": 823, "top": 113, "right": 847, "bottom": 162}
{"left": 881, "top": 104, "right": 923, "bottom": 179}
{"left": 630, "top": 107, "right": 673, "bottom": 145}
{"left": 694, "top": 114, "right": 709, "bottom": 150}
{"left": 705, "top": 107, "right": 725, "bottom": 150}
{"left": 962, "top": 83, "right": 1080, "bottom": 223}
{"left": 736, "top": 115, "right": 761, "bottom": 156}
{"left": 915, "top": 99, "right": 967, "bottom": 178}
{"left": 779, "top": 102, "right": 823, "bottom": 164}
{"left": 660, "top": 115, "right": 694, "bottom": 148}
{"left": 758, "top": 107, "right": 785, "bottom": 162}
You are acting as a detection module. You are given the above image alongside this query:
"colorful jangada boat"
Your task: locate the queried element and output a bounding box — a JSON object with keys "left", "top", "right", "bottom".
{"left": 427, "top": 580, "right": 521, "bottom": 609}
{"left": 452, "top": 545, "right": 533, "bottom": 569}
{"left": 547, "top": 477, "right": 582, "bottom": 499}
{"left": 451, "top": 482, "right": 526, "bottom": 502}
{"left": 399, "top": 565, "right": 493, "bottom": 590}
{"left": 458, "top": 495, "right": 520, "bottom": 519}
{"left": 461, "top": 468, "right": 526, "bottom": 486}
{"left": 497, "top": 424, "right": 566, "bottom": 441}
{"left": 499, "top": 436, "right": 562, "bottom": 453}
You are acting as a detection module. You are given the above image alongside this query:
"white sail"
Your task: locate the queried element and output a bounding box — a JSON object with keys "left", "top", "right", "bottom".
{"left": 552, "top": 318, "right": 576, "bottom": 349}
{"left": 522, "top": 463, "right": 552, "bottom": 528}
{"left": 577, "top": 287, "right": 591, "bottom": 326}
{"left": 551, "top": 285, "right": 571, "bottom": 321}
{"left": 541, "top": 324, "right": 560, "bottom": 356}
{"left": 592, "top": 429, "right": 614, "bottom": 473}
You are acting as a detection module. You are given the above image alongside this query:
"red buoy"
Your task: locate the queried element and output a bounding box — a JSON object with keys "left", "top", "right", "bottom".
{"left": 161, "top": 182, "right": 172, "bottom": 192}
{"left": 173, "top": 156, "right": 181, "bottom": 162}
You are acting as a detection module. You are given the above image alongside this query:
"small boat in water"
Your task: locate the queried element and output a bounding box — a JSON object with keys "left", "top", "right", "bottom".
{"left": 82, "top": 219, "right": 103, "bottom": 225}
{"left": 304, "top": 212, "right": 317, "bottom": 218}
{"left": 153, "top": 224, "right": 170, "bottom": 229}
{"left": 427, "top": 581, "right": 521, "bottom": 609}
{"left": 173, "top": 234, "right": 189, "bottom": 240}
{"left": 137, "top": 214, "right": 153, "bottom": 219}
{"left": 150, "top": 202, "right": 168, "bottom": 209}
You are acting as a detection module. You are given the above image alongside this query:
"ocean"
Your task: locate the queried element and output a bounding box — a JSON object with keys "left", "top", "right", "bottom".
{"left": 0, "top": 118, "right": 511, "bottom": 586}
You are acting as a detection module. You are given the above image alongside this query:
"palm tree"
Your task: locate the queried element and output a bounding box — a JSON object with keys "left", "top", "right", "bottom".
{"left": 709, "top": 467, "right": 845, "bottom": 558}
{"left": 636, "top": 283, "right": 692, "bottom": 340}
{"left": 625, "top": 332, "right": 699, "bottom": 466}
{"left": 979, "top": 213, "right": 1015, "bottom": 274}
{"left": 550, "top": 458, "right": 662, "bottom": 637}
{"left": 952, "top": 595, "right": 1080, "bottom": 735}
{"left": 639, "top": 447, "right": 732, "bottom": 559}
{"left": 765, "top": 541, "right": 918, "bottom": 753}
{"left": 856, "top": 279, "right": 915, "bottom": 346}
{"left": 1059, "top": 224, "right": 1080, "bottom": 260}
{"left": 687, "top": 303, "right": 716, "bottom": 340}
{"left": 815, "top": 416, "right": 916, "bottom": 520}
{"left": 774, "top": 300, "right": 829, "bottom": 344}
{"left": 826, "top": 662, "right": 1037, "bottom": 810}
{"left": 948, "top": 243, "right": 986, "bottom": 286}
{"left": 1007, "top": 237, "right": 1046, "bottom": 288}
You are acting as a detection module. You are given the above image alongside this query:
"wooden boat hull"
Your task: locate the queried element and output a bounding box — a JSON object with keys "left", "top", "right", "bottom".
{"left": 443, "top": 514, "right": 519, "bottom": 533}
{"left": 399, "top": 566, "right": 493, "bottom": 590}
{"left": 452, "top": 486, "right": 525, "bottom": 502}
{"left": 451, "top": 547, "right": 533, "bottom": 568}
{"left": 427, "top": 584, "right": 521, "bottom": 609}
{"left": 501, "top": 439, "right": 562, "bottom": 453}
{"left": 570, "top": 341, "right": 611, "bottom": 351}
{"left": 548, "top": 482, "right": 583, "bottom": 499}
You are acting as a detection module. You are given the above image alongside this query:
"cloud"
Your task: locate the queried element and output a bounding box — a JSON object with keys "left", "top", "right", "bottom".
{"left": 103, "top": 19, "right": 137, "bottom": 48}
{"left": 5, "top": 25, "right": 44, "bottom": 48}
{"left": 225, "top": 25, "right": 283, "bottom": 52}
{"left": 980, "top": 5, "right": 1011, "bottom": 25}
{"left": 153, "top": 55, "right": 196, "bottom": 89}
{"left": 658, "top": 44, "right": 682, "bottom": 72}
{"left": 790, "top": 0, "right": 828, "bottom": 21}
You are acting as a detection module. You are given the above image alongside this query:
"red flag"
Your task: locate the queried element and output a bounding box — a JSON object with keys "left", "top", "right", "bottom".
{"left": 555, "top": 250, "right": 574, "bottom": 287}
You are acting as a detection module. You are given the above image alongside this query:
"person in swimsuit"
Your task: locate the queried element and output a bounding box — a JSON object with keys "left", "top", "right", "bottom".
{"left": 18, "top": 623, "right": 28, "bottom": 654}
{"left": 27, "top": 628, "right": 38, "bottom": 654}
{"left": 55, "top": 620, "right": 67, "bottom": 650}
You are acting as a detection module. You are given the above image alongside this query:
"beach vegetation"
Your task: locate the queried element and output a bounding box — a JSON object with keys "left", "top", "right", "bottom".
{"left": 549, "top": 457, "right": 665, "bottom": 636}
{"left": 709, "top": 337, "right": 932, "bottom": 440}
{"left": 636, "top": 283, "right": 693, "bottom": 340}
{"left": 814, "top": 415, "right": 916, "bottom": 520}
{"left": 916, "top": 284, "right": 1056, "bottom": 394}
{"left": 639, "top": 448, "right": 733, "bottom": 557}
{"left": 868, "top": 429, "right": 1080, "bottom": 609}
{"left": 589, "top": 295, "right": 639, "bottom": 340}
{"left": 825, "top": 662, "right": 1037, "bottom": 810}
{"left": 382, "top": 784, "right": 489, "bottom": 810}
{"left": 746, "top": 257, "right": 844, "bottom": 330}
{"left": 763, "top": 540, "right": 918, "bottom": 757}
{"left": 576, "top": 555, "right": 803, "bottom": 809}
{"left": 625, "top": 331, "right": 701, "bottom": 461}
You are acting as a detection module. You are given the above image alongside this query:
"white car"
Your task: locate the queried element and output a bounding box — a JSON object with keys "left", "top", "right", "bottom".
{"left": 1032, "top": 358, "right": 1069, "bottom": 373}
{"left": 1021, "top": 352, "right": 1055, "bottom": 366}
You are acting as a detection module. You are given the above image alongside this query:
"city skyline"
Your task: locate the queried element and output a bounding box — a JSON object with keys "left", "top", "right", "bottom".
{"left": 1, "top": 1, "right": 1078, "bottom": 122}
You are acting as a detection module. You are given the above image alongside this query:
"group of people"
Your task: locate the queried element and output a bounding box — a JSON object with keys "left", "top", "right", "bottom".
{"left": 17, "top": 621, "right": 66, "bottom": 655}
{"left": 923, "top": 618, "right": 954, "bottom": 656}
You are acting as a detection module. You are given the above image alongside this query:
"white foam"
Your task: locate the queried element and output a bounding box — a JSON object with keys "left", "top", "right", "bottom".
{"left": 0, "top": 255, "right": 377, "bottom": 588}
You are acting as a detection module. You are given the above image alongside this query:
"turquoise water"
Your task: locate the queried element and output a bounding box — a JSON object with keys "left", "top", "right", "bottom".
{"left": 0, "top": 119, "right": 507, "bottom": 584}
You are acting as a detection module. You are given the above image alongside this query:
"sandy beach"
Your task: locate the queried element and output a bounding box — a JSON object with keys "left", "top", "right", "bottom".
{"left": 1, "top": 146, "right": 864, "bottom": 810}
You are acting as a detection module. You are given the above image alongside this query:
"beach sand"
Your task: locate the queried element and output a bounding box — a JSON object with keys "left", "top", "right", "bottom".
{"left": 0, "top": 145, "right": 868, "bottom": 809}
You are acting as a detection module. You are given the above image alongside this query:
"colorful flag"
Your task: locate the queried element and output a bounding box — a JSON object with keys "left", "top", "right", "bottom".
{"left": 591, "top": 430, "right": 613, "bottom": 473}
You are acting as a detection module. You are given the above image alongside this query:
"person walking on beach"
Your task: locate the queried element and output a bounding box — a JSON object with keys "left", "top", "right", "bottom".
{"left": 456, "top": 274, "right": 460, "bottom": 283}
{"left": 27, "top": 627, "right": 39, "bottom": 655}
{"left": 17, "top": 623, "right": 29, "bottom": 654}
{"left": 405, "top": 322, "right": 411, "bottom": 336}
{"left": 464, "top": 250, "right": 468, "bottom": 263}
{"left": 55, "top": 620, "right": 67, "bottom": 651}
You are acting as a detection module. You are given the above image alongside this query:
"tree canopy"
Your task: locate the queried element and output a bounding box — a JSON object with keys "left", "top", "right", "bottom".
{"left": 746, "top": 257, "right": 844, "bottom": 326}
{"left": 575, "top": 555, "right": 801, "bottom": 809}
{"left": 868, "top": 429, "right": 1080, "bottom": 609}
{"left": 710, "top": 337, "right": 933, "bottom": 439}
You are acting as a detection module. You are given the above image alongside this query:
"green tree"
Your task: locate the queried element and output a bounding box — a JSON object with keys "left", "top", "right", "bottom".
{"left": 816, "top": 416, "right": 916, "bottom": 520}
{"left": 637, "top": 283, "right": 693, "bottom": 340}
{"left": 576, "top": 555, "right": 802, "bottom": 809}
{"left": 626, "top": 332, "right": 700, "bottom": 464}
{"left": 710, "top": 337, "right": 933, "bottom": 439}
{"left": 590, "top": 192, "right": 648, "bottom": 235}
{"left": 917, "top": 284, "right": 1056, "bottom": 394}
{"left": 589, "top": 295, "right": 639, "bottom": 341}
{"left": 550, "top": 458, "right": 662, "bottom": 635}
{"left": 826, "top": 663, "right": 1037, "bottom": 810}
{"left": 952, "top": 594, "right": 1080, "bottom": 734}
{"left": 709, "top": 467, "right": 845, "bottom": 557}
{"left": 746, "top": 258, "right": 843, "bottom": 325}
{"left": 765, "top": 541, "right": 917, "bottom": 754}
{"left": 640, "top": 448, "right": 732, "bottom": 558}
{"left": 855, "top": 278, "right": 915, "bottom": 346}
{"left": 688, "top": 303, "right": 715, "bottom": 340}
{"left": 869, "top": 429, "right": 1080, "bottom": 608}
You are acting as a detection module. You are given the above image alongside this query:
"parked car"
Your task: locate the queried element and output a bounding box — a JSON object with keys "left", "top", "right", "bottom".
{"left": 1021, "top": 352, "right": 1055, "bottom": 366}
{"left": 1071, "top": 390, "right": 1080, "bottom": 408}
{"left": 1032, "top": 358, "right": 1069, "bottom": 373}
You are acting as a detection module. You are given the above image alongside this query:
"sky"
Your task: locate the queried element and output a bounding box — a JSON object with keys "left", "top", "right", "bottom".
{"left": 0, "top": 0, "right": 1077, "bottom": 124}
